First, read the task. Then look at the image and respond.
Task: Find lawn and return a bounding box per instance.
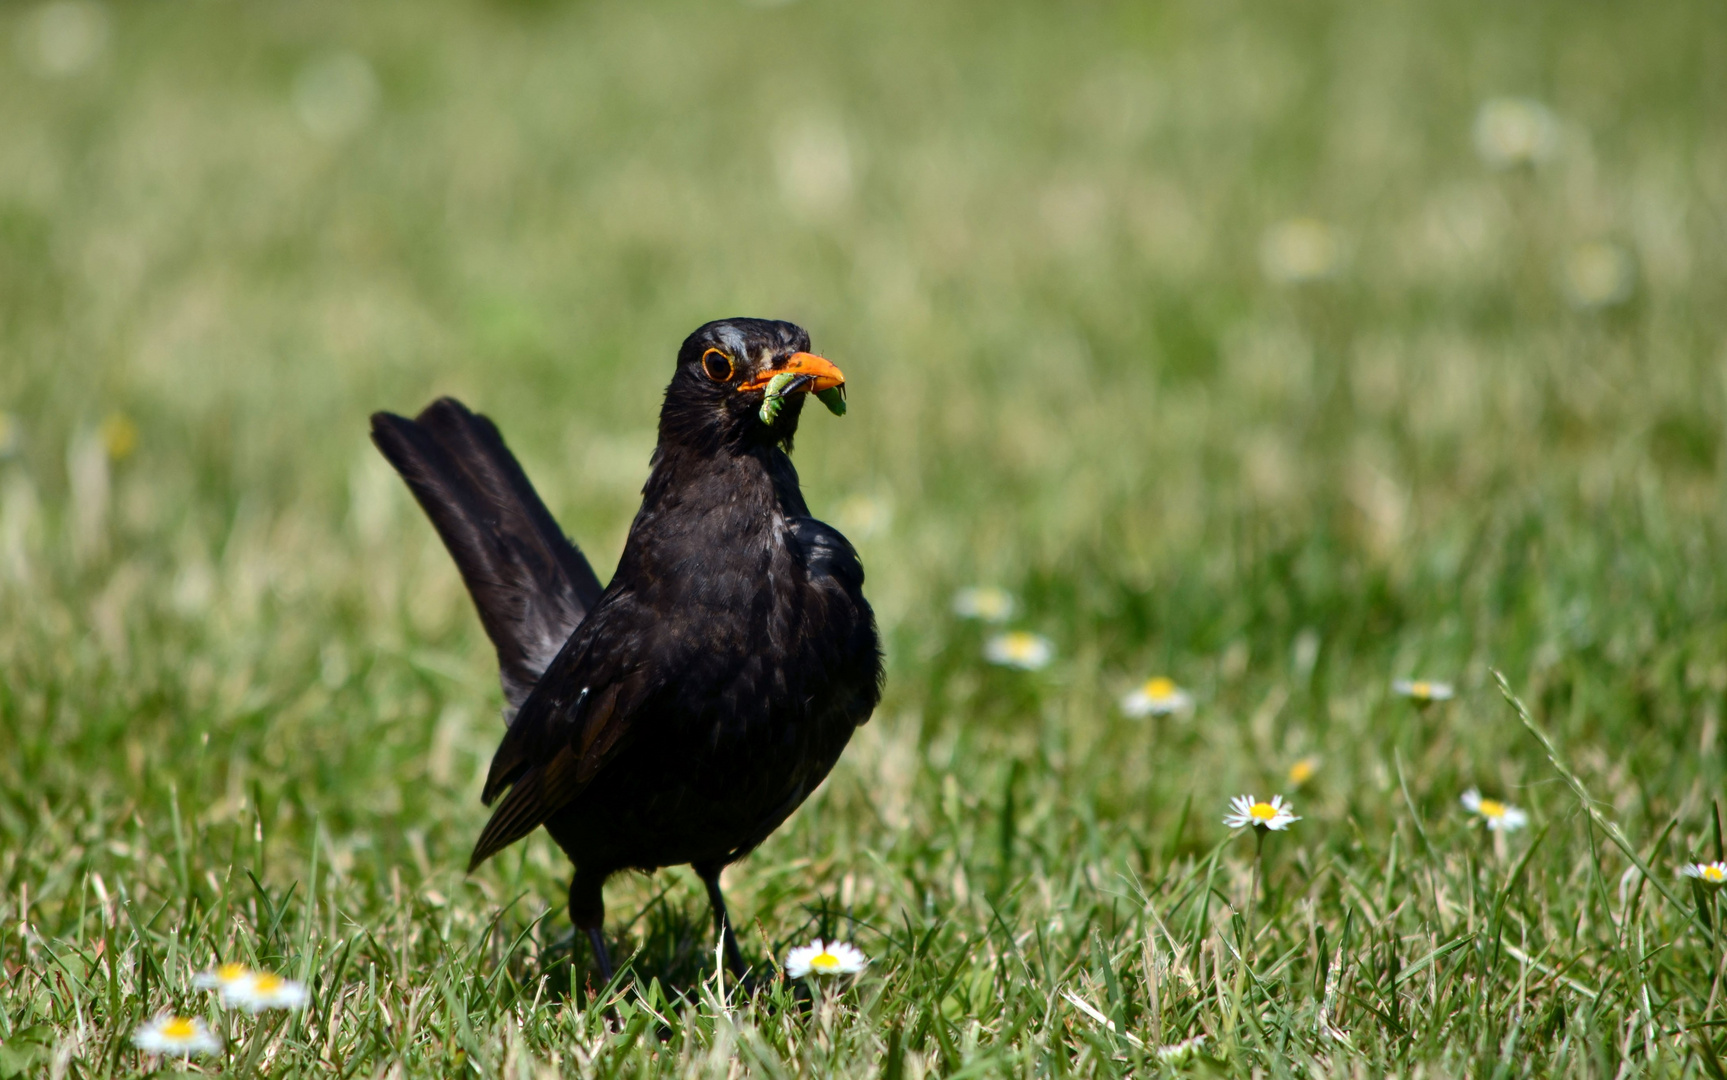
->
[3,0,1727,1075]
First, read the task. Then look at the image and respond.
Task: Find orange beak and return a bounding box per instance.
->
[738,352,846,394]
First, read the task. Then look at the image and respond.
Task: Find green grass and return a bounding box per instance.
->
[3,0,1727,1074]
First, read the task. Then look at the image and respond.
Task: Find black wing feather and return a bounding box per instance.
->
[370,397,604,714]
[468,626,660,869]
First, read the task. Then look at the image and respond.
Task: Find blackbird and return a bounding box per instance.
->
[369,318,883,979]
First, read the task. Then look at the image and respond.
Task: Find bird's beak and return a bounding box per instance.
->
[739,352,846,394]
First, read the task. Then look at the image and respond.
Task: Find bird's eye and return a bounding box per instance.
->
[701,348,735,382]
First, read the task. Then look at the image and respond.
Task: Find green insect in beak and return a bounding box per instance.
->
[759,375,847,425]
[815,387,846,416]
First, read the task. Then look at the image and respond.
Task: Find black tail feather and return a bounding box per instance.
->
[370,398,603,714]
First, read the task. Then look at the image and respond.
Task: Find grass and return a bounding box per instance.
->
[3,0,1727,1074]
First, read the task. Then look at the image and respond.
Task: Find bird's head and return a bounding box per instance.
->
[661,318,846,452]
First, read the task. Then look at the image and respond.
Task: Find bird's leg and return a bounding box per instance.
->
[569,869,614,984]
[694,862,749,978]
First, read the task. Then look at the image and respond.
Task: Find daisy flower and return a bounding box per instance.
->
[1473,98,1559,169]
[1393,678,1454,703]
[1286,756,1320,787]
[984,631,1053,670]
[835,493,892,539]
[222,970,310,1012]
[22,1,110,78]
[1680,862,1727,886]
[1260,217,1343,284]
[953,586,1016,623]
[784,939,868,978]
[1461,789,1528,832]
[1120,676,1192,718]
[192,962,253,993]
[133,1014,221,1057]
[1561,241,1635,310]
[1223,794,1299,832]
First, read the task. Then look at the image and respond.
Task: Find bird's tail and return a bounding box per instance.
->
[369,398,604,713]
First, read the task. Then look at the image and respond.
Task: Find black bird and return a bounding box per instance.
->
[369,318,883,979]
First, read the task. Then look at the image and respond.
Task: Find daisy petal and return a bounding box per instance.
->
[785,939,868,978]
[133,1015,222,1057]
[984,632,1053,670]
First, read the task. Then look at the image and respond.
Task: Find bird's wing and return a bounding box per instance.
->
[370,398,605,715]
[466,595,664,869]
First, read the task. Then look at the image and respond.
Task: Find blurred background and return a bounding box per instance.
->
[3,0,1726,993]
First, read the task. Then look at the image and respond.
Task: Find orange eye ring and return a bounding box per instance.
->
[701,348,735,382]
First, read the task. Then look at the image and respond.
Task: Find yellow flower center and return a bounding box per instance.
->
[253,974,283,993]
[1409,681,1431,699]
[1477,799,1506,819]
[809,951,841,972]
[1143,676,1176,698]
[1288,758,1317,785]
[162,1018,195,1040]
[1004,633,1038,656]
[1249,802,1278,821]
[1705,865,1725,883]
[218,963,249,983]
[974,589,1009,618]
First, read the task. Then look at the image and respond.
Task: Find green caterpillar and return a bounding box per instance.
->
[759,376,847,425]
[815,387,847,416]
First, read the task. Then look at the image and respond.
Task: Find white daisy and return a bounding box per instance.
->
[192,962,252,992]
[1561,241,1635,310]
[1680,862,1727,886]
[1223,794,1299,832]
[1392,678,1454,703]
[1473,98,1559,169]
[784,939,868,978]
[953,586,1016,623]
[221,971,310,1012]
[1120,676,1193,718]
[1461,789,1529,832]
[1260,217,1343,284]
[22,0,111,79]
[984,631,1053,671]
[133,1014,221,1057]
[835,493,892,539]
